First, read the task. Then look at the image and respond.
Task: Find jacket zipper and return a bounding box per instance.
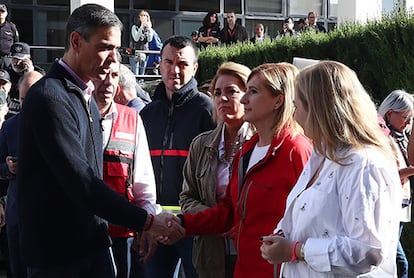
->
[159,102,174,197]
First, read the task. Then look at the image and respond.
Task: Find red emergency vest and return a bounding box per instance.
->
[103,104,137,238]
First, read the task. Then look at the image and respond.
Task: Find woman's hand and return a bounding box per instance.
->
[260,235,294,264]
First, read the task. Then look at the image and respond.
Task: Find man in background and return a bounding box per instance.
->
[0,70,43,278]
[140,35,215,278]
[93,59,158,278]
[4,42,45,118]
[220,12,248,45]
[115,64,151,112]
[0,4,19,68]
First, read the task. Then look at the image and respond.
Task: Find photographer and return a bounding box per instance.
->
[129,10,154,76]
[0,69,11,126]
[4,42,44,119]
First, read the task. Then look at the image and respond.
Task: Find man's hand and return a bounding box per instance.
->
[0,203,5,228]
[145,213,185,245]
[135,231,157,262]
[6,156,17,174]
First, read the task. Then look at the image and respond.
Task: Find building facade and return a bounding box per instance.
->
[1,0,399,65]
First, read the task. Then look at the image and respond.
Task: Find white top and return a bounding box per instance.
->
[101,103,160,215]
[275,147,402,278]
[247,143,270,171]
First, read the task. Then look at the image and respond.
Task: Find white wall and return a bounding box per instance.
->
[337,0,382,25]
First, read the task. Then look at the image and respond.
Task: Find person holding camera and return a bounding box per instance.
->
[0,4,19,69]
[129,10,154,76]
[4,42,44,119]
[0,70,11,127]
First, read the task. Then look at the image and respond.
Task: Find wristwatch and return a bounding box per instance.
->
[300,243,305,260]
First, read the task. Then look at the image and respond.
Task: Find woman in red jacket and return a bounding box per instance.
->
[170,63,313,277]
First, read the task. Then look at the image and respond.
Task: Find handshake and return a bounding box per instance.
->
[144,212,185,245]
[135,212,185,261]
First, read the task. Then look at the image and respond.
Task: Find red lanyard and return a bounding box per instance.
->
[227,27,236,37]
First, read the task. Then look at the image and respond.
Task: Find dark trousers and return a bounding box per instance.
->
[111,237,144,278]
[27,247,116,278]
[144,237,198,278]
[0,225,11,278]
[7,224,26,278]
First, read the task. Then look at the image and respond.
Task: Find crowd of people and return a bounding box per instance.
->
[0,3,412,278]
[192,10,327,48]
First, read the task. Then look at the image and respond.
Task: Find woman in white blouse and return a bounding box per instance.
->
[260,61,402,277]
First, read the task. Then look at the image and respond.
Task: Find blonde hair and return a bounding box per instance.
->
[296,60,394,163]
[248,62,302,136]
[209,62,251,122]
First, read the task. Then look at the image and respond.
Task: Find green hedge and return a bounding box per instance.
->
[197,11,414,105]
[197,11,414,276]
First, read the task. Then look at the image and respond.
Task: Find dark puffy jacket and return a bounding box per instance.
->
[140,77,215,206]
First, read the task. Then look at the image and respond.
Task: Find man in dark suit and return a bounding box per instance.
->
[17,4,183,277]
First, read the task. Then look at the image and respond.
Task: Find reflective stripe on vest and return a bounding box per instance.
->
[103,104,138,238]
[161,205,182,215]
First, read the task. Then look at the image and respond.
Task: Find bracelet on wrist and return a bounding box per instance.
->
[300,243,305,260]
[177,214,185,227]
[290,241,300,262]
[144,214,154,231]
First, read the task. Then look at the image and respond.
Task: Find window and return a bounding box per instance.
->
[37,0,68,6]
[225,0,241,13]
[290,0,322,17]
[115,0,129,10]
[9,0,32,4]
[180,0,219,12]
[328,0,337,18]
[32,9,67,64]
[181,19,203,38]
[246,0,282,14]
[134,1,176,11]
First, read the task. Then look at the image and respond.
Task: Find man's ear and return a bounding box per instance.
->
[193,62,199,75]
[71,31,82,52]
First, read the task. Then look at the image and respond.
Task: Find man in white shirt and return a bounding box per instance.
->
[92,59,159,278]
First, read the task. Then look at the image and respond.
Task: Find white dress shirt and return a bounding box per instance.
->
[101,103,160,215]
[275,147,401,277]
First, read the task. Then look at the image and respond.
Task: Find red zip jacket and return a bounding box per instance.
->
[183,126,312,278]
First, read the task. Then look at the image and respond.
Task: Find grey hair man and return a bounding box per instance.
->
[115,64,151,112]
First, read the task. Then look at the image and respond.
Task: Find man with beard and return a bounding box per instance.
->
[4,42,44,119]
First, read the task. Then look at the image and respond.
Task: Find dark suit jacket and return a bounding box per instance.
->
[0,114,19,226]
[18,62,148,267]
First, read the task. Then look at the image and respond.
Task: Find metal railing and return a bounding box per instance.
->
[30,45,161,81]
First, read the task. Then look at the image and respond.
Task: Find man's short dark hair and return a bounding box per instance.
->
[64,4,123,51]
[161,35,199,63]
